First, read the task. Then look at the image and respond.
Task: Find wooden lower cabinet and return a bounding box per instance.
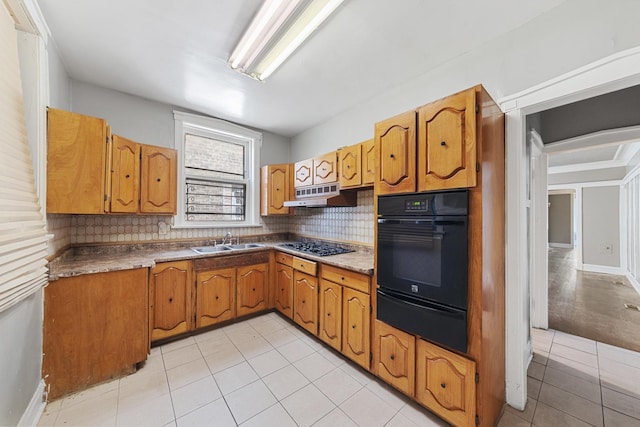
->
[416,339,476,427]
[275,262,294,318]
[293,270,318,334]
[373,320,415,396]
[236,263,269,316]
[342,287,370,369]
[149,260,193,341]
[43,269,148,399]
[196,267,236,328]
[318,279,342,351]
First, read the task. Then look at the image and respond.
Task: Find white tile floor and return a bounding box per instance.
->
[37,312,448,427]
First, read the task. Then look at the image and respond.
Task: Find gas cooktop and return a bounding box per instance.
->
[278,242,354,257]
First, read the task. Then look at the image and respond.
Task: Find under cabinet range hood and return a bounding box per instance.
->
[284,182,357,207]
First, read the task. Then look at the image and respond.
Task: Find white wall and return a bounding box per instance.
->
[47,41,70,110]
[70,81,291,166]
[290,0,640,160]
[548,193,573,245]
[582,186,620,267]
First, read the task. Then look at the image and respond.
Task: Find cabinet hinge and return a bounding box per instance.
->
[475,415,479,425]
[475,373,479,383]
[369,305,372,314]
[104,194,108,201]
[370,352,373,363]
[475,103,479,114]
[476,163,480,172]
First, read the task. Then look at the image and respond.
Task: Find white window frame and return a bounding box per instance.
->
[173,111,261,228]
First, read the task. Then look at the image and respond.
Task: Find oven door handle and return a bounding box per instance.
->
[377,218,461,226]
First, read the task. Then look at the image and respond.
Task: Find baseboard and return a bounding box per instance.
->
[626,272,640,296]
[581,263,624,275]
[549,243,573,249]
[17,380,46,426]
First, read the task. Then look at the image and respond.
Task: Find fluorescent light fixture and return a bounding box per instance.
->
[229,0,344,81]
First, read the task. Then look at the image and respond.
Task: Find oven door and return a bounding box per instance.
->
[377,215,468,310]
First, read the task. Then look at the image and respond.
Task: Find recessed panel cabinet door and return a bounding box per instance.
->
[110,135,140,213]
[319,280,342,351]
[149,261,193,341]
[294,159,313,188]
[342,287,370,369]
[418,87,477,191]
[313,151,338,185]
[375,110,416,195]
[196,268,236,328]
[236,263,268,317]
[415,338,476,427]
[275,263,294,318]
[338,145,361,188]
[261,164,291,215]
[373,320,415,396]
[293,271,318,335]
[140,145,177,214]
[361,139,376,186]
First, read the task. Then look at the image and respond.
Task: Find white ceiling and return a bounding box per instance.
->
[548,141,640,173]
[37,0,566,137]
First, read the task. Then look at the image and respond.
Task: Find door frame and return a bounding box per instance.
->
[499,46,640,409]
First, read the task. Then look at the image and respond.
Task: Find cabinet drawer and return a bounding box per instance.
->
[293,256,317,276]
[275,251,293,267]
[321,264,370,294]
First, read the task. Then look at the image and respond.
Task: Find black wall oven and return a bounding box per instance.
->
[376,190,469,352]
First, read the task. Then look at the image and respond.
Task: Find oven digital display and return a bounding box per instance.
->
[405,199,429,211]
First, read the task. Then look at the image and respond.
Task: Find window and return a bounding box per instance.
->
[174,111,261,227]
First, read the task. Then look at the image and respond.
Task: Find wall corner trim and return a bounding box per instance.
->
[581,263,624,275]
[17,379,46,426]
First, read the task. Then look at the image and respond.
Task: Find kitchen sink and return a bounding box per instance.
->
[191,243,264,254]
[224,243,264,250]
[191,245,233,254]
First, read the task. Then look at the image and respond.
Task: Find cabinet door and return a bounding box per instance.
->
[140,145,177,214]
[338,145,361,188]
[196,268,236,328]
[110,135,140,213]
[313,152,338,185]
[342,287,370,369]
[361,139,376,186]
[375,110,416,195]
[416,339,476,427]
[261,164,291,215]
[373,320,415,396]
[275,263,294,318]
[46,108,108,214]
[293,271,318,335]
[294,159,313,188]
[319,280,342,351]
[417,87,477,191]
[236,263,269,317]
[149,261,193,341]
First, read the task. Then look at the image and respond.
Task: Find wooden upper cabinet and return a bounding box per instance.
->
[319,279,342,351]
[196,268,236,328]
[375,110,417,195]
[416,338,476,427]
[261,164,292,216]
[338,144,362,189]
[140,145,177,214]
[313,151,338,185]
[362,139,376,186]
[373,320,415,396]
[47,108,109,214]
[236,263,268,317]
[417,87,477,191]
[342,287,370,369]
[149,261,193,341]
[294,159,313,188]
[110,135,140,213]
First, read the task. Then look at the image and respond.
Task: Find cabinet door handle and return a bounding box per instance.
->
[440,141,447,146]
[390,354,395,361]
[327,312,331,317]
[389,153,395,159]
[169,297,173,303]
[352,324,356,329]
[252,288,256,292]
[441,383,446,389]
[157,178,161,182]
[125,174,130,178]
[215,296,219,300]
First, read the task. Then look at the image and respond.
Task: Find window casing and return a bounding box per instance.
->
[173,111,261,228]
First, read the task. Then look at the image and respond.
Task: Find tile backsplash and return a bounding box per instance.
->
[46,189,375,253]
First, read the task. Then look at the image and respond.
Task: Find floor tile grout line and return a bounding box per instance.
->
[596,350,605,427]
[159,345,178,426]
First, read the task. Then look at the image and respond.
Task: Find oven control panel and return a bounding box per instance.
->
[404,199,429,212]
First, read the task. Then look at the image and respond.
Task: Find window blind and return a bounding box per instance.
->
[0,4,48,312]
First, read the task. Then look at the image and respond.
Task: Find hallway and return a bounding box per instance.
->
[548,248,640,352]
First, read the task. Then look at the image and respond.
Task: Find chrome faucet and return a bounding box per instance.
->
[222,232,233,245]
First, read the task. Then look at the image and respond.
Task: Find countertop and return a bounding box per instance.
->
[48,240,374,281]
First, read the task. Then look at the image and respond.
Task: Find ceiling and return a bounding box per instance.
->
[548,141,640,173]
[37,0,566,137]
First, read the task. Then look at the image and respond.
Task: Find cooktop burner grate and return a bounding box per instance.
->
[278,242,354,257]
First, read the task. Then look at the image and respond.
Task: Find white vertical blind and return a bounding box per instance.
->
[0,3,48,312]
